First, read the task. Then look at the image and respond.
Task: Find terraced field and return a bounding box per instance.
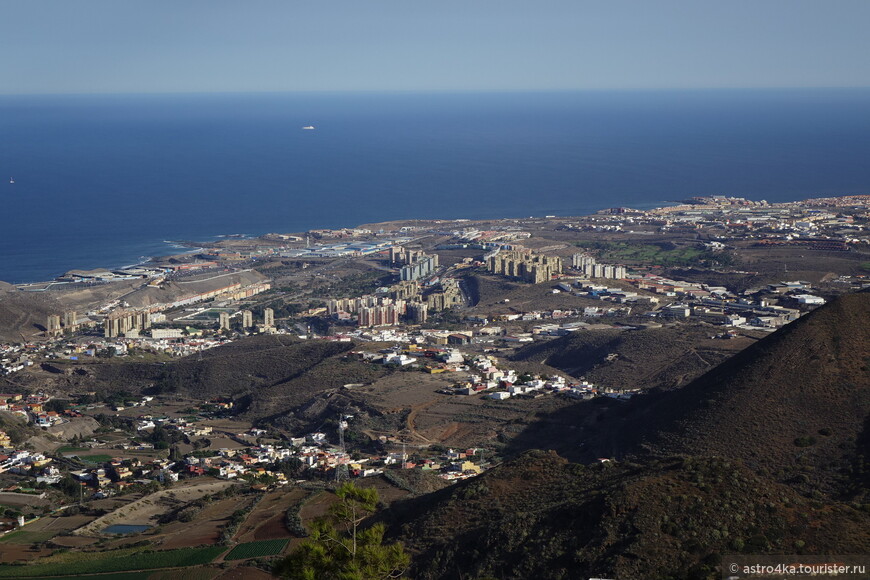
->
[0,546,226,578]
[224,539,289,560]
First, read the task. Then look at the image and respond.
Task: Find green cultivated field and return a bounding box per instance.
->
[0,546,226,578]
[574,241,729,267]
[144,569,218,580]
[25,573,152,580]
[224,538,289,560]
[55,447,88,455]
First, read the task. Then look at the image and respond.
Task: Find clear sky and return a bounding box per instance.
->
[3,0,869,94]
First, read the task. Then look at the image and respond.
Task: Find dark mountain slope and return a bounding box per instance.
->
[154,336,363,399]
[381,292,870,579]
[385,450,869,580]
[78,335,363,400]
[510,324,747,391]
[506,292,870,495]
[17,335,385,410]
[580,291,870,494]
[239,350,391,424]
[16,334,394,440]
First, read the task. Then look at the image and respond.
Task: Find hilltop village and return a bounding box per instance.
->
[0,194,868,574]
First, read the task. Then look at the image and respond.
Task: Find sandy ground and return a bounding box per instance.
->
[47,417,100,442]
[47,535,98,548]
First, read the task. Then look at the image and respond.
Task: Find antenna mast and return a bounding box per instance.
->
[335,415,349,482]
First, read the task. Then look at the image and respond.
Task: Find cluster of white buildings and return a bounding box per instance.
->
[0,448,53,477]
[629,274,728,299]
[641,278,826,330]
[416,349,640,403]
[279,235,410,259]
[571,253,628,279]
[482,374,569,400]
[354,346,467,372]
[0,344,34,376]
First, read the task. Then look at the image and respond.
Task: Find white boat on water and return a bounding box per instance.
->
[8,177,14,184]
[302,125,315,130]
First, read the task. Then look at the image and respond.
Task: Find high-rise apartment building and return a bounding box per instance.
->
[104,310,151,338]
[570,253,627,279]
[487,250,562,284]
[46,315,62,337]
[63,311,77,331]
[408,302,428,324]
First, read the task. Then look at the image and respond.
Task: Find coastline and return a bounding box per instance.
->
[0,194,831,287]
[3,199,687,287]
[5,88,870,286]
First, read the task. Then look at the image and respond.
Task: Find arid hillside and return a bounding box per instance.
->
[0,283,65,342]
[385,450,869,580]
[382,291,870,580]
[510,324,754,391]
[580,290,870,495]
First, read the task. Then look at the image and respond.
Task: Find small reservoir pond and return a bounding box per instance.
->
[103,524,151,534]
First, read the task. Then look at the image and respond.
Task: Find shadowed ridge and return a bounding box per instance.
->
[377,292,870,579]
[383,450,870,580]
[505,291,870,495]
[586,291,870,494]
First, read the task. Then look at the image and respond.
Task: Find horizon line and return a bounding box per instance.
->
[3,85,870,98]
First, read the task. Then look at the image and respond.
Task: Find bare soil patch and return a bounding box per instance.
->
[0,542,53,563]
[297,490,336,525]
[353,367,578,449]
[25,514,94,536]
[234,487,307,543]
[356,476,414,506]
[47,535,97,548]
[0,493,49,510]
[200,436,248,450]
[160,495,247,549]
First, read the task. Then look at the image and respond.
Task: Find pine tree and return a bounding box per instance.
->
[274,482,409,580]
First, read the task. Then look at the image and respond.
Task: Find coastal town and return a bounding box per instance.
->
[0,194,869,572]
[5,194,868,375]
[6,2,870,575]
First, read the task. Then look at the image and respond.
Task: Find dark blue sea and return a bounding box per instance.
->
[2,88,870,283]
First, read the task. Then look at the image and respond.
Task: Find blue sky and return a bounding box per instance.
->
[3,0,869,94]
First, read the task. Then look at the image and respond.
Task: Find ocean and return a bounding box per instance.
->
[2,88,870,284]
